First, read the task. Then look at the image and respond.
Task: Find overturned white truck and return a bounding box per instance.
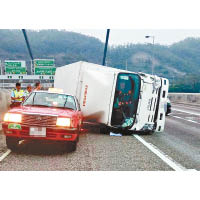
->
[54,61,169,133]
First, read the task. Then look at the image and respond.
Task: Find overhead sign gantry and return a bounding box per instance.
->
[4,60,27,74]
[33,59,56,75]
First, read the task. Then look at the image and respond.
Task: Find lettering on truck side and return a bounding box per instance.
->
[83,85,88,106]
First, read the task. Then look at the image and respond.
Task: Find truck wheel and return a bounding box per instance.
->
[65,141,77,152]
[6,137,19,151]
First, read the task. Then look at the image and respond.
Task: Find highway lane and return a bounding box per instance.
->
[0,132,172,171]
[172,102,200,114]
[141,102,200,170]
[171,102,200,124]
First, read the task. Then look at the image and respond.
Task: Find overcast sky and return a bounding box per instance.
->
[70,29,200,46]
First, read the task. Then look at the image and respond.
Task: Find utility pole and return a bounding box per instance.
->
[22,29,34,75]
[145,35,155,75]
[102,29,110,66]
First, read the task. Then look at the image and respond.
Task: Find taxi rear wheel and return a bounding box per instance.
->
[6,137,20,151]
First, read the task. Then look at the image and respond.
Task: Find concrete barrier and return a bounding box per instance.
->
[168,93,200,105]
[0,89,11,131]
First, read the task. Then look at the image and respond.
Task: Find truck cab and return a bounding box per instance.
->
[110,72,168,132]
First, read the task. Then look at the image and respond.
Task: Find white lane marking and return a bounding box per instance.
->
[172,108,200,116]
[170,115,200,125]
[0,149,11,162]
[0,140,25,163]
[133,134,188,171]
[187,169,198,171]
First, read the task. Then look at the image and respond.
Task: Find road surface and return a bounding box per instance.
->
[142,102,200,170]
[0,102,199,171]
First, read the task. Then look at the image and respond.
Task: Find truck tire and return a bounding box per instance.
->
[6,137,19,151]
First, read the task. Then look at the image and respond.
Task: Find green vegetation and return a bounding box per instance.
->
[0,29,200,92]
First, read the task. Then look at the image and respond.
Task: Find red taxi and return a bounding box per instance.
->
[2,88,83,152]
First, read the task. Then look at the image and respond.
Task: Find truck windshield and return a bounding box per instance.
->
[111,73,140,128]
[23,92,77,110]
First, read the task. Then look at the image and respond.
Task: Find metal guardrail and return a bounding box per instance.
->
[0,83,53,88]
[0,75,54,80]
[0,75,54,89]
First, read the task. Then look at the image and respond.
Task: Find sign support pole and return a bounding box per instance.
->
[22,29,34,75]
[102,29,110,66]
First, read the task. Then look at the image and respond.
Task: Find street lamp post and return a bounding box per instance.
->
[145,35,155,75]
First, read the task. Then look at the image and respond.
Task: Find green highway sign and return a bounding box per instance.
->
[34,59,55,67]
[5,67,27,74]
[5,60,26,68]
[34,67,56,75]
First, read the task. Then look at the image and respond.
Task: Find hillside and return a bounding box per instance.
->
[0,29,200,92]
[108,38,200,78]
[0,29,104,67]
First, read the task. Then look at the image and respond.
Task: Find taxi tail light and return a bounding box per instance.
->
[56,117,71,127]
[4,113,22,123]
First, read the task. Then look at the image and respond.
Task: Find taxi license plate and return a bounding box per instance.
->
[29,127,46,137]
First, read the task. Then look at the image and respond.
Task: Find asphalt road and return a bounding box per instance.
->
[142,102,200,170]
[0,102,199,171]
[0,131,172,171]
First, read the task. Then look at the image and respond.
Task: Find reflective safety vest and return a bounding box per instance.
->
[13,89,24,102]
